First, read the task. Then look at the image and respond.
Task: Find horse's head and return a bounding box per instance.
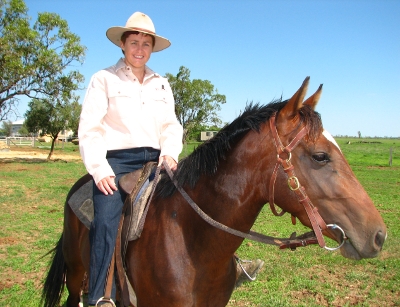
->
[271,77,386,260]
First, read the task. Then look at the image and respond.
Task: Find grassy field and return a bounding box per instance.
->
[0,138,399,306]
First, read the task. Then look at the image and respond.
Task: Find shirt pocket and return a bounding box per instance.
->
[107,85,139,119]
[142,88,170,122]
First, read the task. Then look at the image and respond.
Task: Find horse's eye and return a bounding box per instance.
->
[312,152,330,164]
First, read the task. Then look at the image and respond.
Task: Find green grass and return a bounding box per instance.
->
[0,157,86,307]
[0,138,399,306]
[336,137,399,167]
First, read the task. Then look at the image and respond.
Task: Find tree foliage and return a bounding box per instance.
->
[0,0,86,120]
[24,96,81,159]
[0,120,12,136]
[165,66,226,142]
[17,124,28,136]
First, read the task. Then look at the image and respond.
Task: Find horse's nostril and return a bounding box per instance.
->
[375,230,386,250]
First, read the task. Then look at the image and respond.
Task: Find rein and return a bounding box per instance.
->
[162,114,347,251]
[163,163,319,250]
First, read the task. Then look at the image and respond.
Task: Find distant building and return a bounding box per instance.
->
[200,131,218,141]
[10,120,73,141]
[11,120,24,136]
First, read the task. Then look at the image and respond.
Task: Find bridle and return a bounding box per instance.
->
[268,114,347,250]
[163,114,347,251]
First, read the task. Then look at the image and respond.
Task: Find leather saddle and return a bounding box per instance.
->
[68,161,157,243]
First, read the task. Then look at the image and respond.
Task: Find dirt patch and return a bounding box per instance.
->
[0,237,18,245]
[0,145,81,162]
[0,267,44,291]
[0,142,10,150]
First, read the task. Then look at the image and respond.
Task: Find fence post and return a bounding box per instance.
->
[389,147,393,167]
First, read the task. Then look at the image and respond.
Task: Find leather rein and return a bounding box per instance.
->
[163,114,347,251]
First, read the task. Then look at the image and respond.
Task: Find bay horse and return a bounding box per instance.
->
[42,77,386,307]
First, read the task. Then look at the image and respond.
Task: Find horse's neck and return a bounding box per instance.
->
[188,147,269,254]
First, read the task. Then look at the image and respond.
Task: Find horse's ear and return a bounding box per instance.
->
[280,76,310,119]
[303,84,323,110]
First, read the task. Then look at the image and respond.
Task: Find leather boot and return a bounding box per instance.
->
[235,258,265,288]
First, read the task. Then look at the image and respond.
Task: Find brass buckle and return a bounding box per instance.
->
[288,176,300,191]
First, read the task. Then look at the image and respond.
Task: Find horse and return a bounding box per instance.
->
[42,77,386,307]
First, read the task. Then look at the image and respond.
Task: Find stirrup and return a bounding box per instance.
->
[95,297,116,307]
[235,258,257,281]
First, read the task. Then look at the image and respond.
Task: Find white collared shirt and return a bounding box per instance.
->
[78,58,183,184]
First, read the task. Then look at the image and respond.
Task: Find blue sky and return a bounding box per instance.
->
[16,0,400,137]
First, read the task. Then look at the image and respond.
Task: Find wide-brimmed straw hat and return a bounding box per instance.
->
[106,12,171,52]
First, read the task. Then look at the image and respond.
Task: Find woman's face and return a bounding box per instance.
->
[120,32,153,70]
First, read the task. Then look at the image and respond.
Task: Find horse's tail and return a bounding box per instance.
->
[41,235,66,307]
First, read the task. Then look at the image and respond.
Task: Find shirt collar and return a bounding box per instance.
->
[115,58,126,71]
[115,58,160,79]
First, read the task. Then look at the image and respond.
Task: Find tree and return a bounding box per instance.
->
[68,99,82,137]
[17,125,28,136]
[0,0,86,120]
[0,120,12,136]
[165,66,226,142]
[24,95,81,160]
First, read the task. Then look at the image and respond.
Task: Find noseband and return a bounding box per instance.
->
[269,114,347,250]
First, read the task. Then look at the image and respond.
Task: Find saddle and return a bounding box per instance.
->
[68,161,157,242]
[67,161,158,307]
[119,161,158,257]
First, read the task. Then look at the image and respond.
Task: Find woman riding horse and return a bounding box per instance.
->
[76,11,262,307]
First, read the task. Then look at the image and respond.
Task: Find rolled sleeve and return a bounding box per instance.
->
[78,73,115,184]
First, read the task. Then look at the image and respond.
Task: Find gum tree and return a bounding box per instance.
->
[166,66,226,142]
[0,0,86,120]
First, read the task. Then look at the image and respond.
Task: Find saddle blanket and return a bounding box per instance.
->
[67,177,152,241]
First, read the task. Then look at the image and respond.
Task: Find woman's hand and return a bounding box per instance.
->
[96,176,118,195]
[159,155,178,171]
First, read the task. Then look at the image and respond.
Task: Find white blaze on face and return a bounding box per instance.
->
[323,130,341,152]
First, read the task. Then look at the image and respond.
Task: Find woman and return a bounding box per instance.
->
[78,12,183,306]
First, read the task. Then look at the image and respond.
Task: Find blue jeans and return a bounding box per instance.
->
[88,147,160,305]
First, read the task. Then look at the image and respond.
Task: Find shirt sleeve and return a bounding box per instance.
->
[78,72,115,184]
[158,80,183,162]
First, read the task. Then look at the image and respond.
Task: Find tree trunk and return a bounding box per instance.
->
[47,138,55,160]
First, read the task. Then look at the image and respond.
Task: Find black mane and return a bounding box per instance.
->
[155,99,321,198]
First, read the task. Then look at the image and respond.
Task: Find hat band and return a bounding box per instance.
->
[127,27,156,35]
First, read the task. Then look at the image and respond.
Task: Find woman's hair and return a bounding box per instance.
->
[120,31,155,55]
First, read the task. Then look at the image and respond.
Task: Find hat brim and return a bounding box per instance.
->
[106,27,171,52]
